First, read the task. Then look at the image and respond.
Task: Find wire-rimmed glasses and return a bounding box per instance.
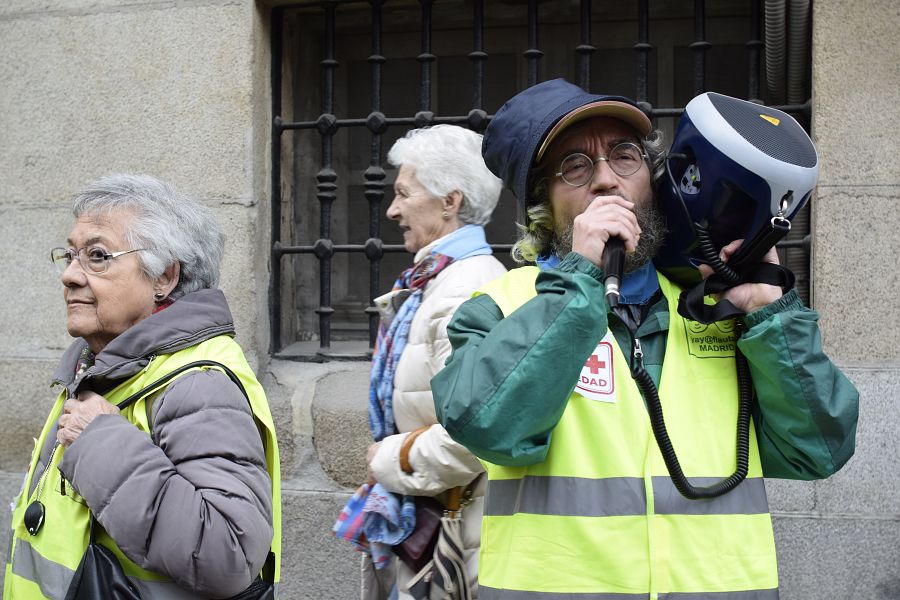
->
[554,141,649,186]
[50,246,144,275]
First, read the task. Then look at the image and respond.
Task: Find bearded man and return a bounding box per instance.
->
[432,79,858,599]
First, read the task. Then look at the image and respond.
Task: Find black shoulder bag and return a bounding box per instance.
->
[64,514,142,600]
[64,360,276,600]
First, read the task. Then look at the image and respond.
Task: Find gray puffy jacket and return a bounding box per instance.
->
[38,289,273,598]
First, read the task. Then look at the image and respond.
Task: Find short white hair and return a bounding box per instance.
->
[387,125,502,226]
[71,174,225,300]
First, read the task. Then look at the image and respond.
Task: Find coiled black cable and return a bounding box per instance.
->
[637,155,755,499]
[695,224,741,285]
[632,328,753,499]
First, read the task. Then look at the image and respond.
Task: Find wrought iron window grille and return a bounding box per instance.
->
[270,0,813,361]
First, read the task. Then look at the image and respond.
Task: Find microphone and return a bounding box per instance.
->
[602,237,625,309]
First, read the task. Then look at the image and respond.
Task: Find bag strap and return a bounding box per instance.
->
[676,215,796,324]
[445,487,463,513]
[400,425,432,474]
[116,360,248,410]
[677,262,795,324]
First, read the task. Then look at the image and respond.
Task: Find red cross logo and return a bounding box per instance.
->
[585,354,606,374]
[575,340,615,401]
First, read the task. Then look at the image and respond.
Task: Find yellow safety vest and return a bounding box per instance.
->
[4,335,281,599]
[476,268,777,600]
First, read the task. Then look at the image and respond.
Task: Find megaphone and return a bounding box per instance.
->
[653,92,818,289]
[640,94,820,501]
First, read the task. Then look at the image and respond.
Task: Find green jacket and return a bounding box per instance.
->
[432,252,858,479]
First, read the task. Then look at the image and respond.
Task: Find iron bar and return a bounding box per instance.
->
[691,0,710,95]
[776,236,810,250]
[269,7,285,353]
[470,0,486,110]
[747,0,763,102]
[280,102,821,129]
[279,115,489,130]
[275,243,514,255]
[418,0,435,113]
[576,0,594,90]
[635,0,651,107]
[316,1,338,348]
[365,0,386,347]
[525,0,543,87]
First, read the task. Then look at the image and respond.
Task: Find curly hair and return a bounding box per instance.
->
[511,128,667,264]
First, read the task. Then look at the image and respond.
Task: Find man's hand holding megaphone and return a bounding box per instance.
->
[697,239,784,314]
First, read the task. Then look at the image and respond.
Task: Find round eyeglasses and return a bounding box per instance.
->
[50,246,144,275]
[554,142,649,186]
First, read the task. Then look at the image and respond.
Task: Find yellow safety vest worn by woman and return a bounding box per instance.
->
[5,289,281,599]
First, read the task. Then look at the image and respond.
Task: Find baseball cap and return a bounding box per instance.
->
[536,99,651,162]
[482,78,652,205]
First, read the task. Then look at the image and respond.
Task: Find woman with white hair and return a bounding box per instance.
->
[358,125,506,599]
[5,174,279,599]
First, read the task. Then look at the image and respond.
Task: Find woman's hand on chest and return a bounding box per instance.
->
[57,391,120,447]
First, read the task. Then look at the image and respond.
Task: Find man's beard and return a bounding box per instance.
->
[551,199,667,273]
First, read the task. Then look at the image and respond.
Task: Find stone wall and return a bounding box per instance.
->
[1,1,898,599]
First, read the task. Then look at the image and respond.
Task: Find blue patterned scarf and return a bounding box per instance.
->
[368,224,492,441]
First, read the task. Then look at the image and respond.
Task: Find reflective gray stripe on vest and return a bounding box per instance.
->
[484,476,768,517]
[660,590,778,599]
[11,537,75,598]
[653,477,768,515]
[11,537,237,599]
[485,476,646,517]
[481,587,778,599]
[5,527,14,566]
[481,587,648,599]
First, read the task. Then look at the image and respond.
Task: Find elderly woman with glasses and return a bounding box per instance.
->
[354,125,506,599]
[5,174,279,599]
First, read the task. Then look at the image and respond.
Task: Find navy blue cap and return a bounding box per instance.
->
[482,78,651,205]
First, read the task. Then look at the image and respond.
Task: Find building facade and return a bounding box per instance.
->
[1,1,897,598]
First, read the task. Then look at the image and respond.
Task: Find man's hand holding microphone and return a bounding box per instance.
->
[571,195,641,308]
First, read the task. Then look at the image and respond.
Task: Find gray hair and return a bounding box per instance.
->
[71,174,225,299]
[387,125,502,226]
[512,128,667,263]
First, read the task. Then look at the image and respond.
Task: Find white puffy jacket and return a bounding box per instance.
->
[369,238,506,599]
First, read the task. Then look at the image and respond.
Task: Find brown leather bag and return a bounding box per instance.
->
[394,496,444,572]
